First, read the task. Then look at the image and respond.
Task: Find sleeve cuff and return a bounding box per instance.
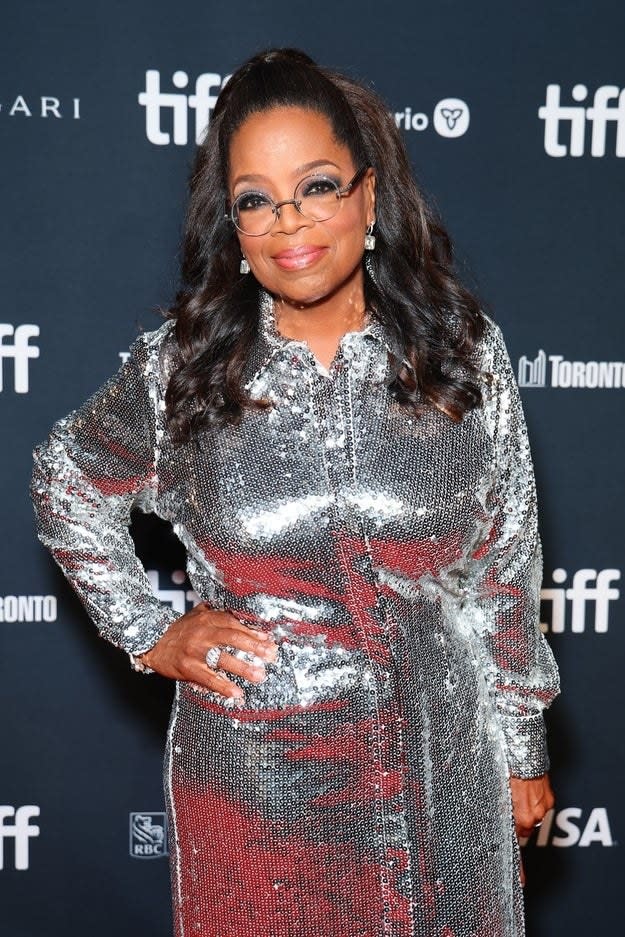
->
[497,711,550,778]
[111,603,180,657]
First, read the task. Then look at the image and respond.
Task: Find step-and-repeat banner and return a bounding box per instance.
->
[1,2,623,934]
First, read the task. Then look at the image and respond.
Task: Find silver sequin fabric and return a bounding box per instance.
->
[31,291,560,937]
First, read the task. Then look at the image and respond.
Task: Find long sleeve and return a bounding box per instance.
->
[30,322,179,656]
[460,317,560,778]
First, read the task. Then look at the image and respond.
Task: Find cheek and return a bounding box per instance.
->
[323,213,366,260]
[239,236,266,268]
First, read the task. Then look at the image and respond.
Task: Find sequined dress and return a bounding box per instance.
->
[31,293,559,937]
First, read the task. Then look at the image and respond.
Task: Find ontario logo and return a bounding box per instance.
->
[129,812,168,859]
[394,98,470,137]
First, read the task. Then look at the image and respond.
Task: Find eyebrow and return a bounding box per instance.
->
[232,159,343,188]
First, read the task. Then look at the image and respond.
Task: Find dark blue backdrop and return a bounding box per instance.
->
[1,1,624,934]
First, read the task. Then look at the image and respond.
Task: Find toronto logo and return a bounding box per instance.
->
[518,350,625,388]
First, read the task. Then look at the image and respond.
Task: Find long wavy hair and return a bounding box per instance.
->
[165,48,486,444]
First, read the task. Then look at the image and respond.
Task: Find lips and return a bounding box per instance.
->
[272,245,328,270]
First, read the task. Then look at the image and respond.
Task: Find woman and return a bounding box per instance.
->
[31,48,559,937]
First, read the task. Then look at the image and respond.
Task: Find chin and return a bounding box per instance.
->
[271,279,334,307]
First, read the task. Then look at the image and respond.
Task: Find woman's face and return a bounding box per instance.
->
[227,106,376,310]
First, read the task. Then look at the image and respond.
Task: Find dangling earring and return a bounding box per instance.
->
[240,257,250,275]
[364,223,376,251]
[365,253,378,285]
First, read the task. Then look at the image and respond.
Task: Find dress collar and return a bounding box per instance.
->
[242,289,413,387]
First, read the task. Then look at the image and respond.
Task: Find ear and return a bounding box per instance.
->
[364,168,376,226]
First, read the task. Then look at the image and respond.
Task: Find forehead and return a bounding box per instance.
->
[228,106,352,177]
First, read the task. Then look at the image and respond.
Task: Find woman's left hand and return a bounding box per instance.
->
[509,773,555,839]
[509,773,555,886]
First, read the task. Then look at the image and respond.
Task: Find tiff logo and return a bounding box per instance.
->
[540,568,620,633]
[0,806,40,870]
[539,84,625,157]
[0,324,39,393]
[138,70,230,145]
[147,569,200,614]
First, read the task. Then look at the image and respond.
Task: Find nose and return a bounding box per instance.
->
[273,199,312,235]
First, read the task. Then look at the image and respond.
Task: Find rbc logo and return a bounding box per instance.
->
[129,812,168,858]
[539,84,625,157]
[0,806,40,870]
[0,324,39,393]
[138,70,230,145]
[541,568,620,633]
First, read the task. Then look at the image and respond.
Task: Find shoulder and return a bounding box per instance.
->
[128,318,180,385]
[129,318,177,359]
[471,313,516,395]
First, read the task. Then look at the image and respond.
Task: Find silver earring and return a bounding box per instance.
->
[240,257,250,275]
[364,223,376,251]
[365,253,378,284]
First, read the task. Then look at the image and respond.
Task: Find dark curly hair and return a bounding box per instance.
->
[165,48,486,443]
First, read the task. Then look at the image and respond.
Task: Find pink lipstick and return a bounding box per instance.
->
[272,246,328,270]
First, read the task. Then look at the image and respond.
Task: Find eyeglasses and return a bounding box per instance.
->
[225,166,368,237]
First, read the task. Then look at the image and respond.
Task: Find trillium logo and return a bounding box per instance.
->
[433,98,470,137]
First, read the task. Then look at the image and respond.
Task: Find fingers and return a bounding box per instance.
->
[216,649,268,684]
[510,774,555,840]
[211,621,278,663]
[185,658,246,701]
[185,647,271,700]
[188,610,279,700]
[141,604,279,701]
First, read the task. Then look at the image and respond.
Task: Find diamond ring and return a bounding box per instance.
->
[205,646,223,670]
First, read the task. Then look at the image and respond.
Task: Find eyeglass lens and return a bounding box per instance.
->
[233,175,343,236]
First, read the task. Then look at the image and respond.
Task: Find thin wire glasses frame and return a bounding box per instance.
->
[225,166,369,236]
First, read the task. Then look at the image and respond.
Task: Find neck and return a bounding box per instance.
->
[273,269,367,343]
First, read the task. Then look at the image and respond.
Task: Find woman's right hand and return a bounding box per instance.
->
[137,602,279,702]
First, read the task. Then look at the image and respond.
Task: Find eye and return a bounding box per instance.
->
[235,192,272,212]
[299,176,339,198]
